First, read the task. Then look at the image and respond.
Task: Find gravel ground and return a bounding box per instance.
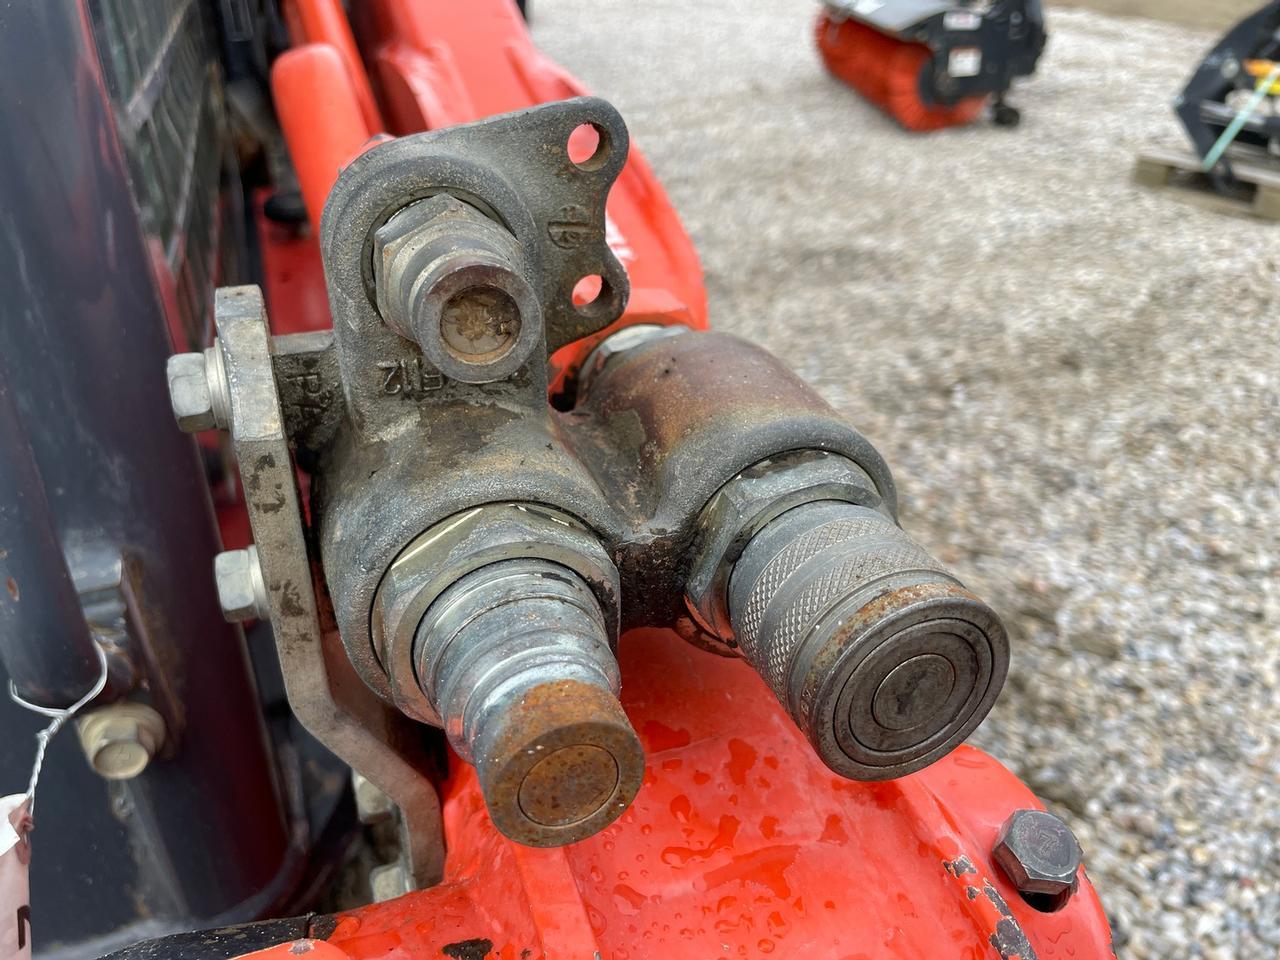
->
[1058,0,1259,31]
[536,5,1280,958]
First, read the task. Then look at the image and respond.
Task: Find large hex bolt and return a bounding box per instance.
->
[688,452,1009,781]
[993,809,1082,912]
[373,195,543,383]
[414,557,644,847]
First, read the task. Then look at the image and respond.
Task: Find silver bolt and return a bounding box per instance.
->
[352,771,395,825]
[76,702,166,780]
[166,344,231,433]
[993,809,1082,908]
[214,546,268,622]
[370,862,410,903]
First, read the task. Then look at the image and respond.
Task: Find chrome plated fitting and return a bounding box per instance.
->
[372,502,642,846]
[373,194,542,383]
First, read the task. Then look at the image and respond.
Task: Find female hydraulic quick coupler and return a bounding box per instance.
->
[688,452,1009,781]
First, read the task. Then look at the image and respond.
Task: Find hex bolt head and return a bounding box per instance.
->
[352,771,395,826]
[214,546,268,623]
[993,809,1082,903]
[369,862,410,903]
[76,702,166,780]
[166,345,231,433]
[167,352,216,432]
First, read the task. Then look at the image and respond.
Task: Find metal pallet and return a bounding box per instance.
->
[1134,143,1280,221]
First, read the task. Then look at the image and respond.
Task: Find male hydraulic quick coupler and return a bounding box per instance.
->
[415,557,643,846]
[373,503,644,847]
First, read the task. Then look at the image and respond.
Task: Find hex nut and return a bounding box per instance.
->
[993,809,1083,901]
[685,449,886,640]
[371,503,621,725]
[369,862,410,903]
[167,352,215,432]
[166,346,230,433]
[372,196,457,337]
[214,546,268,623]
[352,771,395,825]
[76,702,166,780]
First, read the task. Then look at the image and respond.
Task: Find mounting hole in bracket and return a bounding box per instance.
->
[572,274,607,313]
[567,122,610,171]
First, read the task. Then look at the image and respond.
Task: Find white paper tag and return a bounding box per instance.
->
[1,795,32,960]
[948,47,984,78]
[943,11,982,30]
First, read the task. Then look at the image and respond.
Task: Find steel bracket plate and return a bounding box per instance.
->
[214,286,443,888]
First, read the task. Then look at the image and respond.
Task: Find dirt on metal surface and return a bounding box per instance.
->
[536,4,1280,958]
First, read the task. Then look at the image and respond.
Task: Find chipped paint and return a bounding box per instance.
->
[440,938,493,960]
[943,855,978,878]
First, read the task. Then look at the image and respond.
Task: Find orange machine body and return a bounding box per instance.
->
[239,3,1114,957]
[247,631,1115,960]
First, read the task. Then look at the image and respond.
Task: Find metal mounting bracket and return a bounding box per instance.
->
[213,286,444,888]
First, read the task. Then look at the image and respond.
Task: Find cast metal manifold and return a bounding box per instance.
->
[166,97,1008,885]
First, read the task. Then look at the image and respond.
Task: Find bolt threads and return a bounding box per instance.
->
[727,500,1008,780]
[414,558,644,845]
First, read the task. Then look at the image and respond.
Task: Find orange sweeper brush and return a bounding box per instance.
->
[815,2,1047,132]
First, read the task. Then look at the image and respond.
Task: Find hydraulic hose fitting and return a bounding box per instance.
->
[373,194,543,383]
[415,558,643,846]
[688,452,1008,781]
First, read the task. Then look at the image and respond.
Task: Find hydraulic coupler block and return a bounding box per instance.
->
[687,452,1008,781]
[169,98,1012,876]
[305,98,642,851]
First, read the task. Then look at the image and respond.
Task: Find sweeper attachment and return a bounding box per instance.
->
[1174,1,1280,197]
[816,0,1046,131]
